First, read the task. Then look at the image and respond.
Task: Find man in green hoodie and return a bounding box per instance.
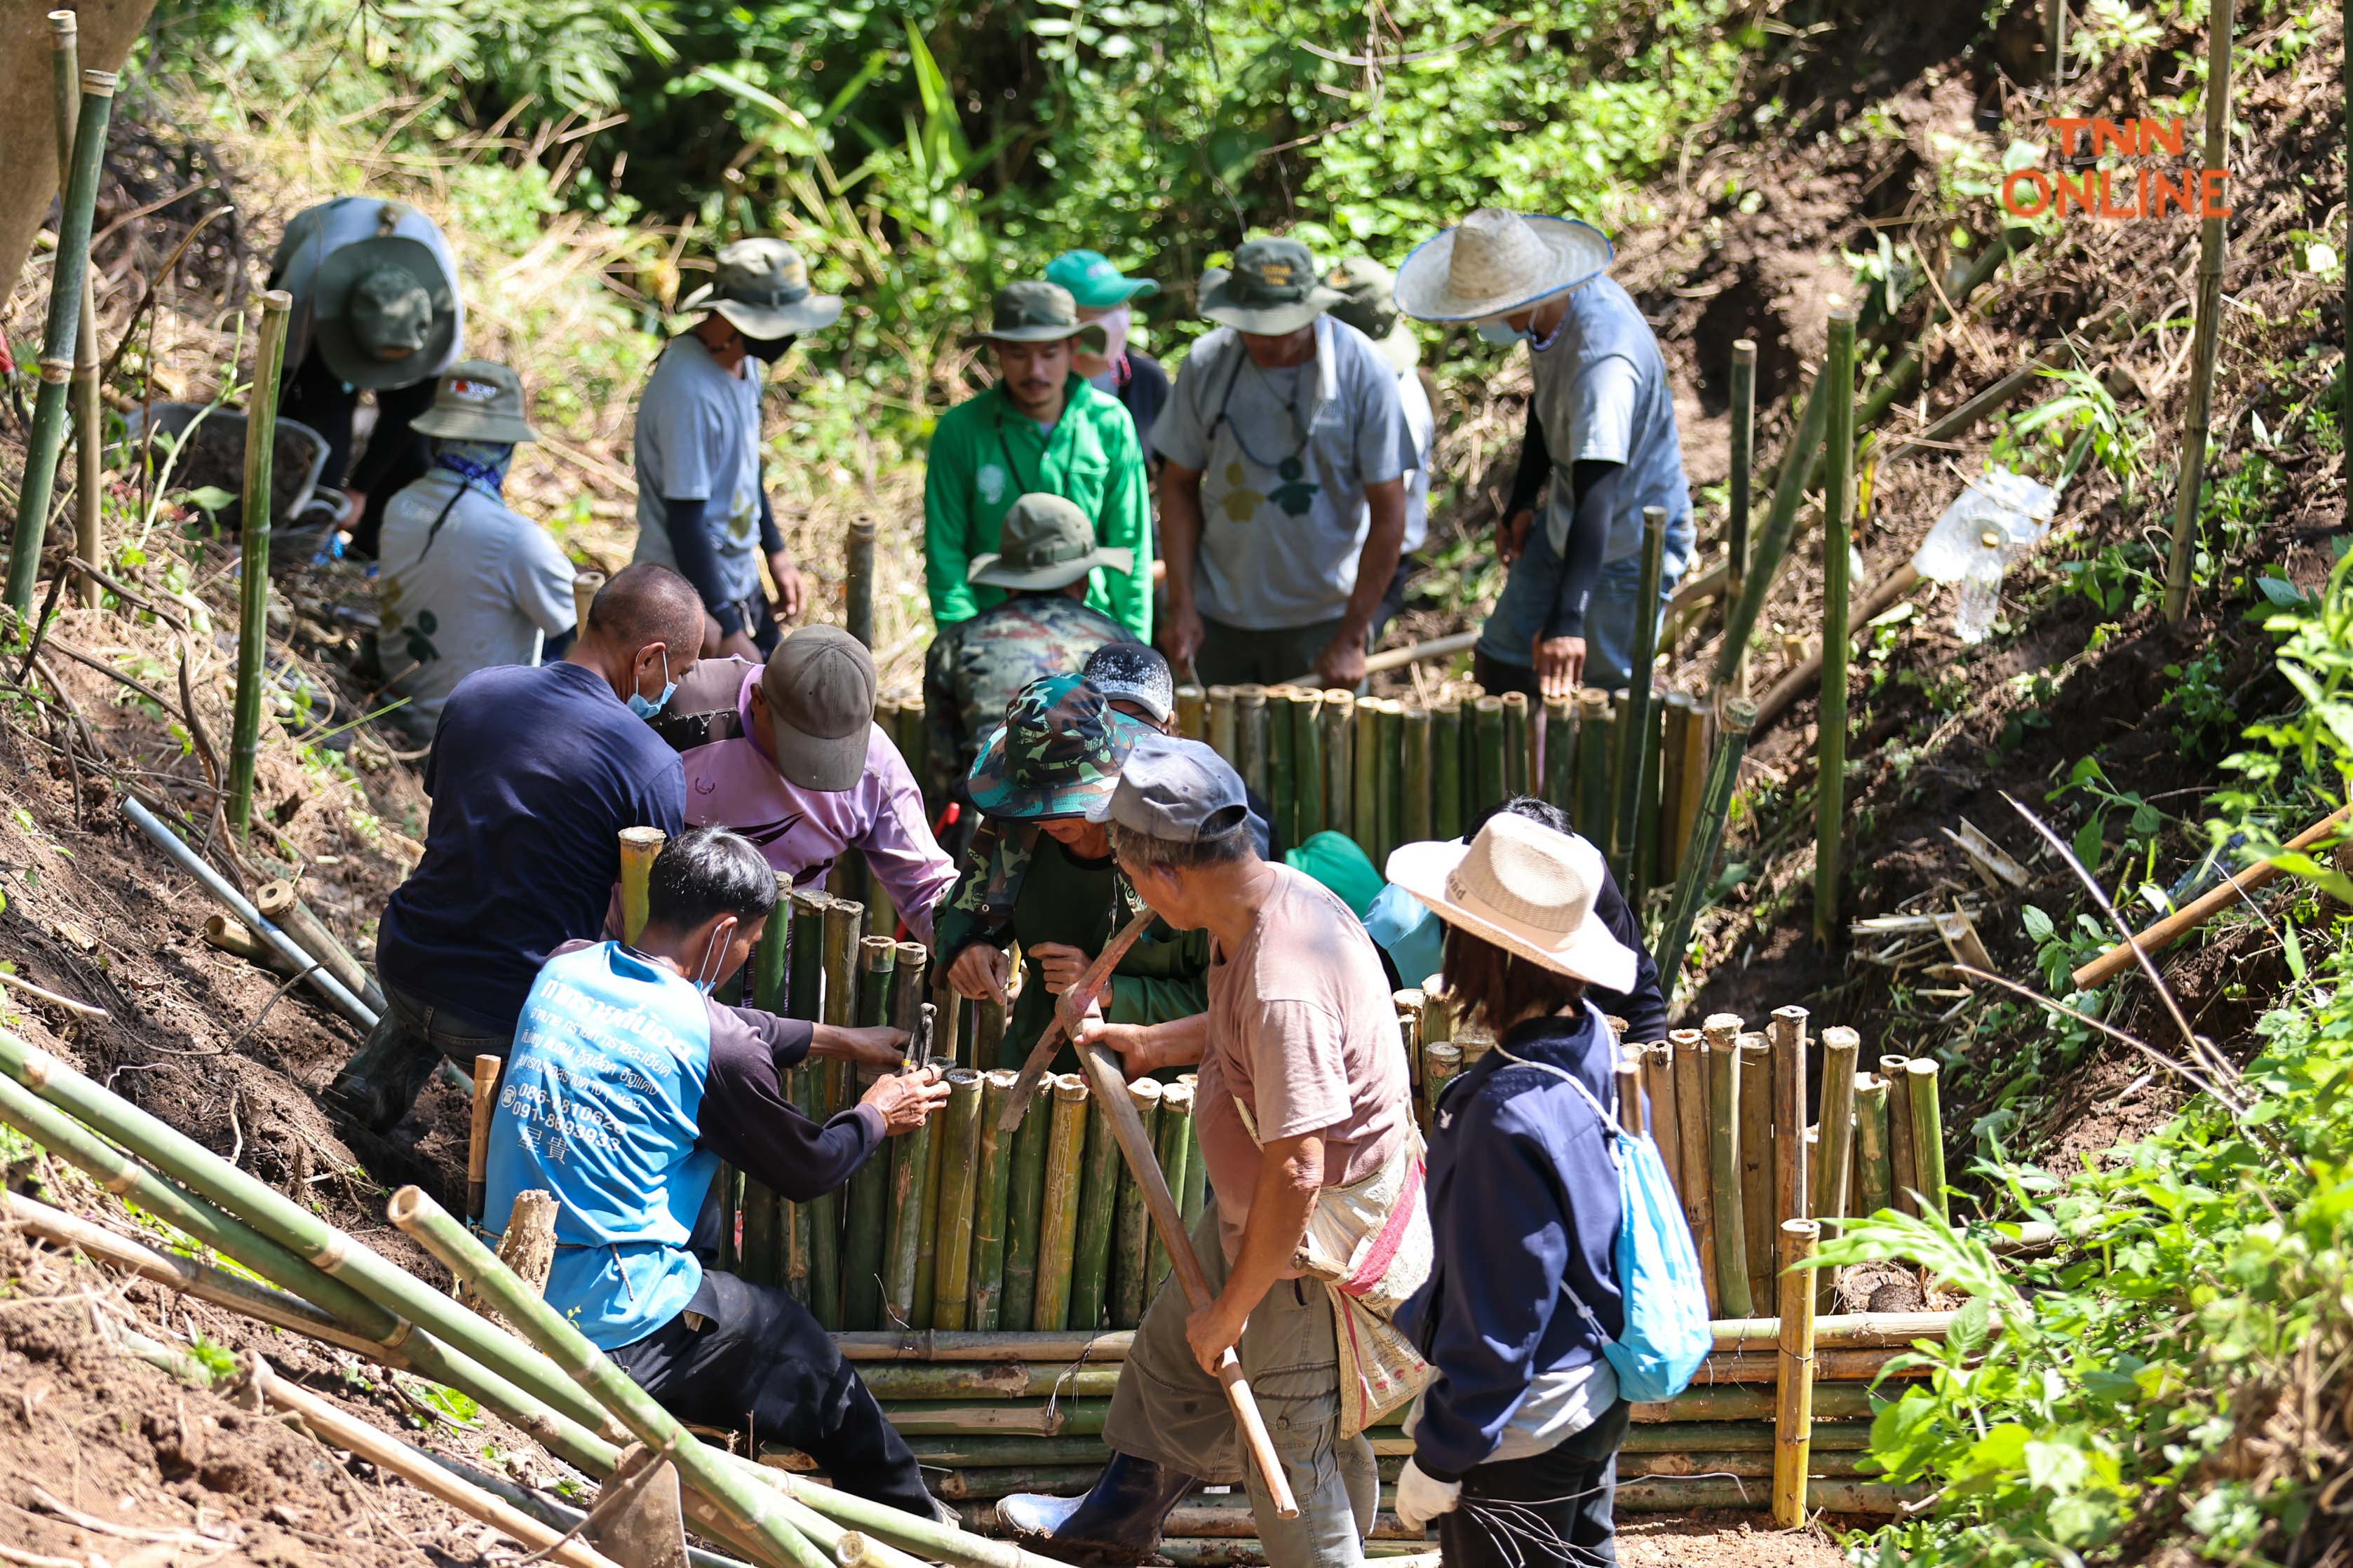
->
[925,283,1154,644]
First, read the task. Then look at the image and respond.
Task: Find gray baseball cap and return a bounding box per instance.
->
[1084,731,1250,840]
[760,626,875,791]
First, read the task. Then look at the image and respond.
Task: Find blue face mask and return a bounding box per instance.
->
[626,649,675,719]
[1478,320,1535,347]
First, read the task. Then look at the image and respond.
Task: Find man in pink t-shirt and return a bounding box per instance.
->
[670,628,957,942]
[999,733,1413,1568]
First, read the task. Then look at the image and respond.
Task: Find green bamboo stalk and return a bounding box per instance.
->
[1652,697,1757,1009]
[845,518,876,649]
[976,997,1010,1071]
[1738,1034,1774,1313]
[898,696,928,791]
[1067,1077,1122,1331]
[999,1069,1055,1330]
[809,898,863,1327]
[1771,1007,1812,1282]
[1352,697,1380,860]
[1265,687,1297,849]
[1606,687,1635,878]
[1293,689,1326,842]
[914,1057,948,1327]
[1107,1078,1162,1330]
[739,871,797,1286]
[0,1034,626,1445]
[1814,1029,1861,1238]
[1177,1074,1207,1233]
[844,937,899,1328]
[1904,1060,1948,1222]
[783,895,828,1302]
[387,1189,835,1568]
[1234,685,1269,798]
[7,67,114,615]
[616,827,665,946]
[1710,358,1831,691]
[1323,691,1356,845]
[2162,0,2237,624]
[1149,1081,1194,1298]
[969,1069,1018,1330]
[1573,689,1612,839]
[1471,696,1506,818]
[933,980,967,1070]
[1030,1075,1090,1331]
[930,1068,986,1331]
[1641,1040,1678,1193]
[1703,1016,1753,1318]
[1500,691,1530,801]
[1421,1042,1462,1127]
[1882,1055,1920,1219]
[1207,685,1237,767]
[1541,696,1575,818]
[46,25,102,612]
[1398,703,1433,849]
[225,288,293,836]
[1377,699,1405,867]
[1669,1028,1716,1311]
[1175,686,1206,742]
[1853,1074,1893,1217]
[1726,339,1756,696]
[1636,685,1667,904]
[1815,305,1859,945]
[884,1100,936,1330]
[1657,693,1695,879]
[1432,698,1465,840]
[789,891,827,1017]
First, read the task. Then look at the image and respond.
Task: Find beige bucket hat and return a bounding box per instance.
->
[680,238,844,338]
[1393,208,1614,324]
[1385,813,1637,992]
[969,492,1133,592]
[409,360,538,445]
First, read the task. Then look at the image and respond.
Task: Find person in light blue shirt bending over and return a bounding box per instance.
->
[1395,209,1693,701]
[485,827,951,1517]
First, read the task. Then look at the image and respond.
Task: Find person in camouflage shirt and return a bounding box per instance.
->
[924,492,1141,805]
[936,675,1213,1072]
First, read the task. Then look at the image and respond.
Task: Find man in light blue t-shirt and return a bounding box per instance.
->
[634,240,840,661]
[1396,209,1692,700]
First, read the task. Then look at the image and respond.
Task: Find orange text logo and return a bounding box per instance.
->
[2000,117,2230,221]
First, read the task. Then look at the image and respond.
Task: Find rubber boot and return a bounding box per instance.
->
[323,1010,443,1133]
[996,1452,1201,1568]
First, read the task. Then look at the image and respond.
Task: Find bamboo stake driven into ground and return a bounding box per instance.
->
[47,16,104,611]
[1772,1219,1821,1529]
[1703,1015,1751,1317]
[1613,508,1668,881]
[2162,0,2237,624]
[1814,303,1859,945]
[1726,340,1757,694]
[227,288,292,838]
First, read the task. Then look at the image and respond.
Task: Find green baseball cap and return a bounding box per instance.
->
[1045,250,1160,311]
[410,360,537,445]
[968,492,1135,592]
[969,282,1109,351]
[1324,257,1420,373]
[1198,237,1346,336]
[968,674,1149,821]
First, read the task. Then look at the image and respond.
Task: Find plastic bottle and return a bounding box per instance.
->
[1952,526,2009,644]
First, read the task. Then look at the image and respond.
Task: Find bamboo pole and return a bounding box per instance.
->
[1815,304,1859,945]
[809,899,863,1327]
[224,288,292,835]
[1377,699,1406,866]
[975,996,1009,1071]
[790,892,828,1017]
[849,938,901,1327]
[897,696,927,788]
[619,827,666,945]
[1727,341,1757,694]
[1737,1034,1774,1311]
[1150,1081,1194,1297]
[1852,1074,1892,1217]
[1573,689,1612,837]
[466,1053,499,1225]
[1068,1077,1123,1331]
[1709,358,1832,691]
[1000,1068,1057,1330]
[1110,1078,1162,1330]
[2162,0,2237,624]
[46,20,102,611]
[1030,1074,1089,1331]
[8,68,114,615]
[1652,698,1757,1007]
[254,879,386,1011]
[1881,1055,1918,1219]
[881,1090,933,1331]
[1614,508,1668,879]
[1265,688,1298,849]
[1636,684,1667,902]
[1772,1219,1821,1528]
[1293,688,1326,843]
[1640,1042,1679,1192]
[1769,1008,1810,1276]
[1234,685,1269,799]
[1539,695,1574,817]
[1322,691,1356,844]
[1500,691,1530,801]
[1178,1074,1208,1231]
[1207,686,1237,766]
[1703,1016,1751,1317]
[1431,698,1465,841]
[846,518,877,648]
[1398,702,1434,848]
[1175,685,1207,742]
[1668,690,1710,879]
[1421,1042,1462,1127]
[1670,1028,1716,1312]
[572,572,607,636]
[914,1059,950,1332]
[1904,1060,1948,1222]
[202,912,299,975]
[931,1067,985,1331]
[1814,1030,1861,1238]
[1353,696,1381,858]
[1466,695,1504,820]
[969,1069,1018,1331]
[1657,694,1690,877]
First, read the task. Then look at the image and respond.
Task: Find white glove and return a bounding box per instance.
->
[1393,1457,1462,1532]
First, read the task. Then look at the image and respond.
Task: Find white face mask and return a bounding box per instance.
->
[1081,305,1131,371]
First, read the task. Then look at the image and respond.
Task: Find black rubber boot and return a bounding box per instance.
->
[996,1453,1201,1568]
[324,1011,443,1133]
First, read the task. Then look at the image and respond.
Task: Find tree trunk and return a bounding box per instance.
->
[0,0,156,313]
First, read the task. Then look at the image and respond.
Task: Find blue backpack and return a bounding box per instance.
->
[1495,1039,1713,1404]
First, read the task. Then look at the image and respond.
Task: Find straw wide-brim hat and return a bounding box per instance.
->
[1385,814,1637,992]
[1393,209,1615,324]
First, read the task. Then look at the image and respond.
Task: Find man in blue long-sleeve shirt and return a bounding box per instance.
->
[633,240,838,658]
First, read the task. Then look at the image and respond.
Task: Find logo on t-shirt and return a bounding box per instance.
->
[977,463,1009,505]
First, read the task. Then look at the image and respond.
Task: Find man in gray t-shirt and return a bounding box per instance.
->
[633,240,840,660]
[1153,238,1414,689]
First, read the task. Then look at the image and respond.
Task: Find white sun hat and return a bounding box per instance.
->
[1392,208,1615,324]
[1384,813,1637,992]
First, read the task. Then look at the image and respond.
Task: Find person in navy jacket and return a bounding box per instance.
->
[1382,810,1639,1566]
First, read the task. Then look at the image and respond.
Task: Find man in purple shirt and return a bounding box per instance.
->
[666,627,957,942]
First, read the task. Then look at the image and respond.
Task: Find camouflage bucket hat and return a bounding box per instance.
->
[968,673,1149,820]
[1198,236,1346,335]
[968,282,1110,352]
[1325,257,1420,373]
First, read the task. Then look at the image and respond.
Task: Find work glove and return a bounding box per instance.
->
[1393,1458,1463,1532]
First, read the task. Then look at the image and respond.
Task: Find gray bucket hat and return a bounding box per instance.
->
[968,492,1134,591]
[311,224,459,391]
[1325,257,1420,372]
[409,360,538,445]
[680,238,844,338]
[969,282,1110,352]
[1199,237,1347,335]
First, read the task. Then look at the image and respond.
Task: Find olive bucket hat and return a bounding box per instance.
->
[1325,256,1420,372]
[968,674,1149,820]
[680,238,844,337]
[409,360,538,445]
[310,202,459,390]
[1198,236,1347,335]
[969,282,1109,352]
[968,492,1135,593]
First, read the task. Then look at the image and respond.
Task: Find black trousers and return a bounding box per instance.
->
[280,347,434,557]
[1434,1400,1630,1568]
[608,1271,937,1520]
[1472,648,1543,702]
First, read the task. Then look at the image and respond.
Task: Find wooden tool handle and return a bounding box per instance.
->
[1074,1039,1299,1518]
[996,908,1159,1131]
[2071,803,2353,989]
[466,1053,500,1226]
